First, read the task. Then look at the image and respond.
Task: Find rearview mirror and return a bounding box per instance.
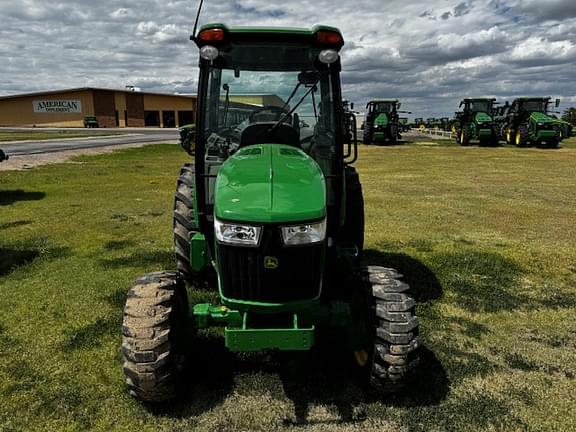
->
[350,102,354,110]
[555,98,561,107]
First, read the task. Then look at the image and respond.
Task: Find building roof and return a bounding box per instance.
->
[0,87,197,101]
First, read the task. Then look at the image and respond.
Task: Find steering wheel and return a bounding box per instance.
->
[248,105,289,123]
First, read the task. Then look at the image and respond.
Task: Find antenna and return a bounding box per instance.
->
[191,0,205,41]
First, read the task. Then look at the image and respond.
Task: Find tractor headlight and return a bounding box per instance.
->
[318,49,339,64]
[200,45,219,61]
[215,218,262,246]
[281,218,326,246]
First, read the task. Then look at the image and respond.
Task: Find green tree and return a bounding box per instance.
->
[561,107,576,125]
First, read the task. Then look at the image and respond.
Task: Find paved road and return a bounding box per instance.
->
[0,128,179,156]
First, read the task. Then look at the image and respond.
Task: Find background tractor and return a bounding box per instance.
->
[498,97,562,148]
[363,99,410,144]
[121,24,420,403]
[452,98,499,146]
[414,117,425,129]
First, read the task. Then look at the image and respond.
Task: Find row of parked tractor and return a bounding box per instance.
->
[357,97,574,148]
[448,97,573,148]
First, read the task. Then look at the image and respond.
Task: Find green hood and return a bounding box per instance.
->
[474,112,492,123]
[530,112,552,123]
[375,113,389,127]
[214,144,326,223]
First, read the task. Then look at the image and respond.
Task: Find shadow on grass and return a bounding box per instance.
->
[278,346,449,425]
[99,250,174,269]
[429,250,525,313]
[145,338,448,424]
[144,334,236,419]
[0,220,32,230]
[61,317,120,352]
[0,248,40,277]
[0,190,46,206]
[102,240,136,251]
[363,249,443,302]
[0,244,69,277]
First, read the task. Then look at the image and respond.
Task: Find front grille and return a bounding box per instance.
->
[217,226,324,303]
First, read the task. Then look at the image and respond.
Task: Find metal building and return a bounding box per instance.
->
[0,87,197,128]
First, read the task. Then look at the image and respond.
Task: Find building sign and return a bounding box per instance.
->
[33,100,82,113]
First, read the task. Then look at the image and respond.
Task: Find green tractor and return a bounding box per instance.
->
[413,117,426,130]
[121,24,421,402]
[363,100,409,145]
[453,98,499,146]
[501,97,562,148]
[178,123,196,155]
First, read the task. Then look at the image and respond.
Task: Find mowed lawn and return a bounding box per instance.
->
[0,139,575,431]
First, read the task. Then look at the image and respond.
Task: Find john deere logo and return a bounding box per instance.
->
[263,256,279,269]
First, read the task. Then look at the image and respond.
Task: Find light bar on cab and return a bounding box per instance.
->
[198,28,225,42]
[316,31,343,46]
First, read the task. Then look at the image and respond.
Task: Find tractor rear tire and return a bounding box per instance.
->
[515,125,529,147]
[340,167,364,263]
[174,163,200,284]
[459,126,471,146]
[122,271,189,402]
[355,266,420,393]
[363,127,372,145]
[389,125,398,145]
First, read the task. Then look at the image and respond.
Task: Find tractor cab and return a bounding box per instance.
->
[366,100,398,114]
[188,24,355,240]
[458,98,496,118]
[511,97,549,115]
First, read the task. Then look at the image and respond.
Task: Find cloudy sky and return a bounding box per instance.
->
[1,0,575,117]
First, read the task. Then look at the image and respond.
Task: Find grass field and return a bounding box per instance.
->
[0,131,118,142]
[1,139,575,431]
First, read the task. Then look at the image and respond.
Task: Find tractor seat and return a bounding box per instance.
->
[239,122,299,148]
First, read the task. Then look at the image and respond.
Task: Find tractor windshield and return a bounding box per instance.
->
[200,43,338,205]
[522,100,547,113]
[468,100,492,113]
[372,102,393,113]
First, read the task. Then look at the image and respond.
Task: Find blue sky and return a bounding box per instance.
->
[1,0,575,117]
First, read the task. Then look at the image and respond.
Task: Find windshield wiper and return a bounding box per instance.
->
[268,80,319,134]
[282,82,302,112]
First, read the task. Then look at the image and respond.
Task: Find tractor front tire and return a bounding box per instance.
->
[174,163,199,284]
[122,271,189,402]
[355,266,420,393]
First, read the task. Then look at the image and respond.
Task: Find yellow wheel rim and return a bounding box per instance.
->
[353,350,369,367]
[506,129,511,143]
[516,130,521,146]
[460,130,465,143]
[451,125,457,134]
